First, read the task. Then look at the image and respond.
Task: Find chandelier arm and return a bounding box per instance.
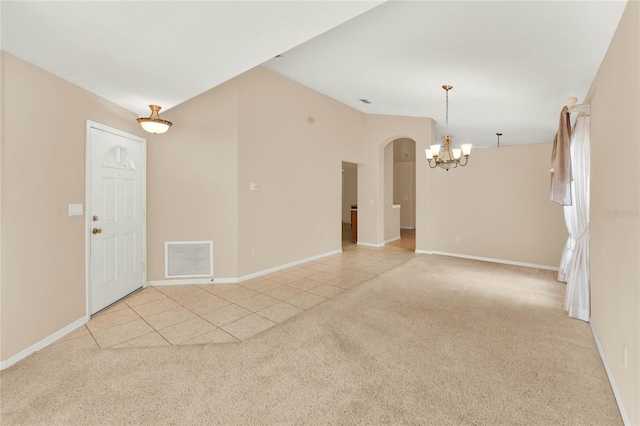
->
[458,156,469,167]
[427,159,437,169]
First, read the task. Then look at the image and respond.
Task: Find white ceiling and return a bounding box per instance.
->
[0,1,383,117]
[263,1,627,147]
[2,1,627,148]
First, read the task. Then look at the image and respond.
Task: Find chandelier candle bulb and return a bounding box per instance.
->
[452,148,462,160]
[430,145,441,157]
[461,144,473,156]
[425,149,434,160]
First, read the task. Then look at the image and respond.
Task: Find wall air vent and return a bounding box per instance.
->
[359,99,372,104]
[165,241,213,278]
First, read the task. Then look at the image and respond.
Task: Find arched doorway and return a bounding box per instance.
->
[383,137,416,250]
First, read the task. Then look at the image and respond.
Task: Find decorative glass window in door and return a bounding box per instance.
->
[103,145,136,170]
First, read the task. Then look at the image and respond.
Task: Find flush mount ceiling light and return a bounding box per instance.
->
[136,105,173,134]
[425,85,472,171]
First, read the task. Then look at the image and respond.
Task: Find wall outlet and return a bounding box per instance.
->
[250,182,260,191]
[252,249,257,257]
[623,344,627,368]
[455,236,461,243]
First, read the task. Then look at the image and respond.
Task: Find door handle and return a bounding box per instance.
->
[92,228,102,234]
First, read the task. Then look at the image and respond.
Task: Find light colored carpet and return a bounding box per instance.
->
[0,255,622,425]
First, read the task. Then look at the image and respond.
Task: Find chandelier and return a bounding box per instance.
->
[137,105,173,134]
[426,85,472,170]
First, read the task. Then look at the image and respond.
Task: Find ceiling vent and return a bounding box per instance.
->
[359,99,371,104]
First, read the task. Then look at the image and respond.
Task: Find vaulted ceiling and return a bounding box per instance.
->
[1,1,382,115]
[2,1,627,147]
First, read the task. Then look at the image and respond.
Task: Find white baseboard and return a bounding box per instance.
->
[0,315,88,371]
[384,236,401,243]
[237,249,343,282]
[148,249,343,287]
[357,241,384,248]
[400,226,416,230]
[414,249,433,254]
[148,277,237,286]
[590,322,630,426]
[430,251,559,271]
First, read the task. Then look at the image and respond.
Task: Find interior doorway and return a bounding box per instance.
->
[383,138,416,251]
[341,161,358,249]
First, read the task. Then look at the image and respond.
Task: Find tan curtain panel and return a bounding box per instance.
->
[550,106,572,206]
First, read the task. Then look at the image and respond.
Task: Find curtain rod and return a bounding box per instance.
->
[567,103,590,115]
[565,97,591,115]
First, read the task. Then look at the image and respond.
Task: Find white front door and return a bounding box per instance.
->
[89,124,145,314]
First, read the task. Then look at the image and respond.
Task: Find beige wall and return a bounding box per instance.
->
[0,52,145,361]
[385,206,400,242]
[393,137,416,163]
[431,143,567,267]
[0,48,4,361]
[586,1,640,423]
[383,141,395,240]
[341,165,357,223]
[393,138,416,228]
[236,67,365,276]
[394,162,416,228]
[147,80,240,280]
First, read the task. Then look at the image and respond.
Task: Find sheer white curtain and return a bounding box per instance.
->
[557,208,575,282]
[558,116,590,321]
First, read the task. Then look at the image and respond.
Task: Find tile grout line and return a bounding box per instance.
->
[89,295,171,348]
[125,300,174,347]
[134,289,223,346]
[169,290,242,344]
[88,309,139,348]
[125,288,221,344]
[85,325,101,349]
[139,285,280,345]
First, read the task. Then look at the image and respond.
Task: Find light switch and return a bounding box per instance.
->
[69,204,84,216]
[250,182,260,191]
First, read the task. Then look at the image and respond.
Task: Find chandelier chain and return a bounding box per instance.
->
[445,88,449,135]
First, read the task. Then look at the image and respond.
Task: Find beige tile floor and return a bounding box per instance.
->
[47,224,415,351]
